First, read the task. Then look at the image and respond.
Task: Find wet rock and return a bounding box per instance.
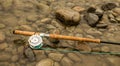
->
[0,62,9,66]
[0,43,8,50]
[26,14,39,22]
[54,62,60,66]
[112,8,120,15]
[40,18,52,23]
[101,3,117,11]
[101,46,110,52]
[24,47,36,61]
[92,47,101,52]
[61,57,73,66]
[86,28,102,36]
[116,16,120,23]
[34,50,47,61]
[0,54,11,61]
[13,39,25,45]
[20,25,34,31]
[36,3,51,15]
[36,58,54,66]
[87,7,96,13]
[67,53,81,62]
[72,6,85,13]
[96,23,108,28]
[11,55,19,62]
[48,53,64,62]
[0,32,5,43]
[84,13,99,27]
[1,0,13,11]
[17,46,24,54]
[75,42,91,52]
[56,8,80,26]
[0,23,5,29]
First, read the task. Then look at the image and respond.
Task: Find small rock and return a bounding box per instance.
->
[92,47,101,52]
[13,39,25,45]
[67,53,81,62]
[107,56,120,66]
[48,53,64,62]
[0,62,9,66]
[20,25,34,31]
[56,8,80,26]
[54,62,60,66]
[0,23,5,29]
[0,32,5,43]
[87,7,96,13]
[101,46,110,52]
[61,57,73,66]
[0,43,8,50]
[116,16,120,23]
[40,18,52,23]
[0,54,11,61]
[96,23,108,28]
[84,13,99,27]
[1,0,13,11]
[72,6,85,13]
[34,50,47,61]
[24,47,35,61]
[113,8,120,15]
[101,3,117,11]
[26,14,38,22]
[36,58,54,66]
[86,28,102,36]
[17,46,24,54]
[11,55,19,62]
[75,42,91,52]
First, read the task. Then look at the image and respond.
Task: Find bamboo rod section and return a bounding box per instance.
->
[13,30,101,43]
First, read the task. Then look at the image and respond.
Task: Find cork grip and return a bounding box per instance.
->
[50,34,101,43]
[13,30,101,43]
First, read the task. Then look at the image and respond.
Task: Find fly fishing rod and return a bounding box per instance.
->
[13,30,120,49]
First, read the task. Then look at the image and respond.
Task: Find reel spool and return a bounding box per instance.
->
[28,34,43,49]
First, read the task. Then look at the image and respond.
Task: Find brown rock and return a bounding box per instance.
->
[92,47,101,52]
[56,8,80,26]
[0,23,5,29]
[113,8,120,15]
[0,62,9,66]
[101,3,117,11]
[0,54,11,61]
[1,0,13,11]
[0,32,5,43]
[54,62,60,66]
[36,58,54,66]
[11,55,19,62]
[72,6,85,13]
[67,53,81,62]
[0,43,8,50]
[101,46,110,52]
[61,57,73,66]
[26,14,38,22]
[20,25,34,31]
[48,53,64,62]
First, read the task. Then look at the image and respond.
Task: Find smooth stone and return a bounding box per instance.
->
[0,62,9,66]
[34,50,47,61]
[101,46,110,52]
[72,6,85,13]
[113,8,120,15]
[86,28,102,36]
[26,14,38,22]
[107,56,120,66]
[61,57,73,66]
[96,23,108,28]
[67,53,81,62]
[0,43,8,50]
[0,23,5,29]
[17,46,24,54]
[19,25,34,31]
[56,8,80,26]
[24,47,35,61]
[0,32,5,43]
[54,62,60,66]
[1,0,13,11]
[0,54,11,61]
[87,7,96,13]
[92,47,101,52]
[84,13,99,27]
[48,53,64,62]
[36,58,54,66]
[116,16,120,23]
[101,3,117,11]
[11,55,19,62]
